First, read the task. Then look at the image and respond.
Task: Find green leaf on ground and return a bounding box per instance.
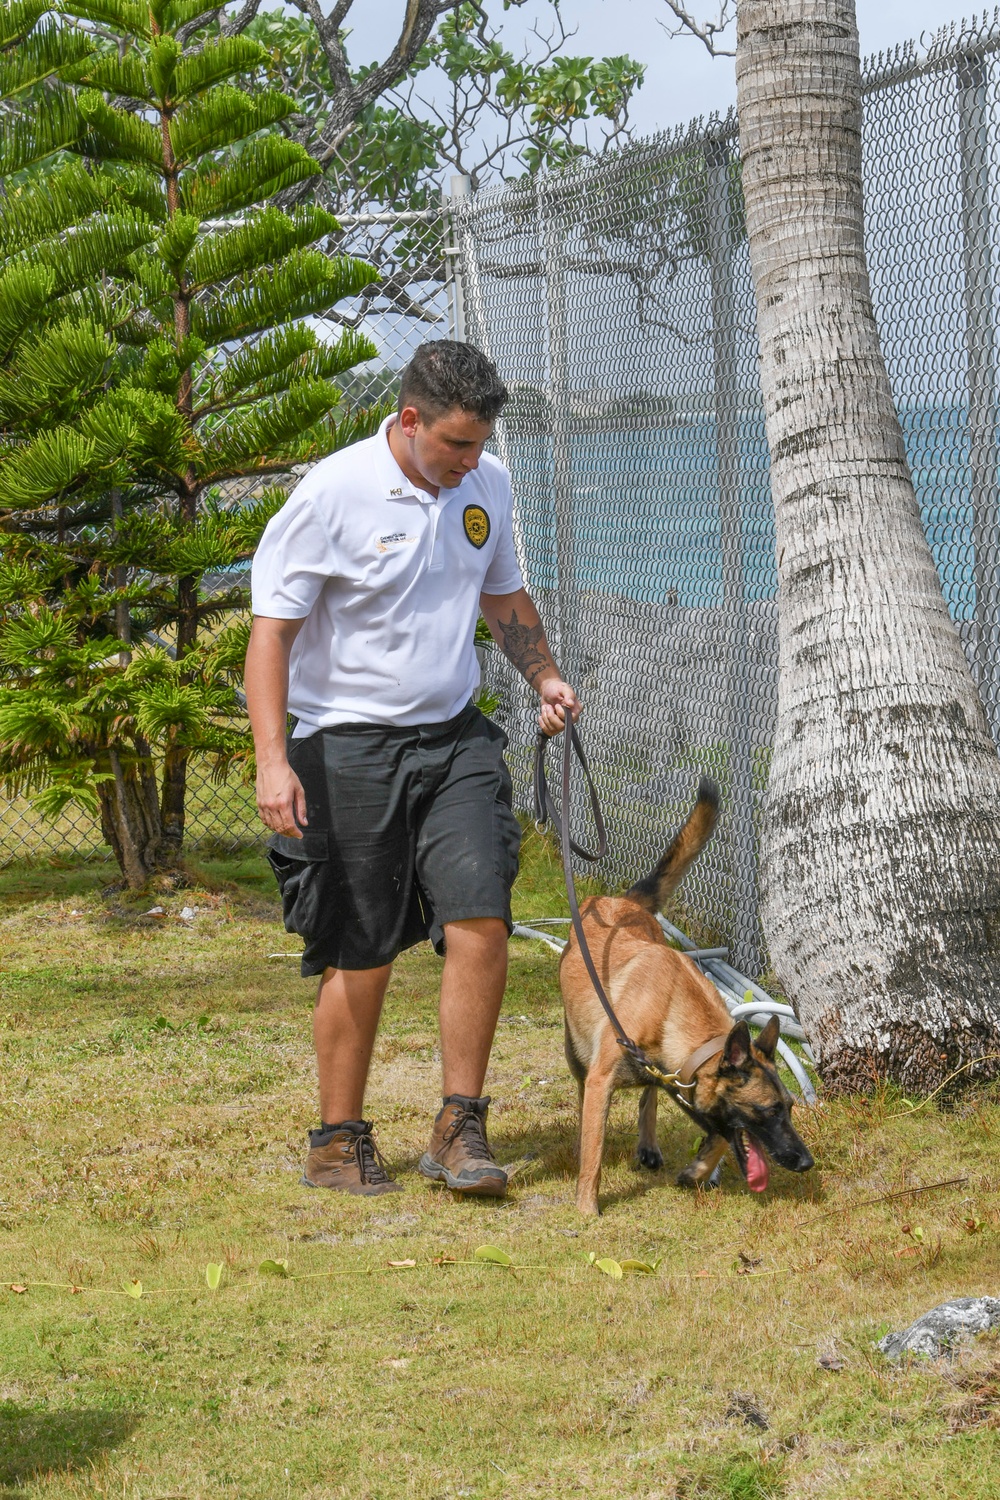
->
[205,1262,222,1290]
[123,1278,143,1298]
[620,1258,660,1274]
[474,1245,512,1267]
[593,1258,623,1280]
[258,1258,289,1278]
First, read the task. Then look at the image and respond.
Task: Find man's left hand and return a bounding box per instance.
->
[538,678,581,737]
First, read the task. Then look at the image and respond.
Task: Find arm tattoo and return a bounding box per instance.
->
[497,609,551,686]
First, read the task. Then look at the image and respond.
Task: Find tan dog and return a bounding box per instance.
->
[560,778,814,1215]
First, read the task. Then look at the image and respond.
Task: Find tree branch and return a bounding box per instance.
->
[307,0,454,162]
[659,1,736,57]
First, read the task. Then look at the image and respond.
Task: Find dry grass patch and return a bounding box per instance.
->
[2,830,1000,1497]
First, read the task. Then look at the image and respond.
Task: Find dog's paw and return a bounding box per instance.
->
[676,1161,722,1191]
[636,1146,664,1171]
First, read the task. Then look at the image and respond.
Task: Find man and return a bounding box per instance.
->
[245,340,580,1199]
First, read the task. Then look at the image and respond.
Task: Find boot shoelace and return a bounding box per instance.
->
[353,1130,394,1185]
[442,1106,493,1162]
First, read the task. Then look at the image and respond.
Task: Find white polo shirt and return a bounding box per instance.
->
[251,416,524,732]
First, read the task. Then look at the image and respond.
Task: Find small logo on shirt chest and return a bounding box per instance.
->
[389,487,403,497]
[375,531,418,554]
[463,504,490,549]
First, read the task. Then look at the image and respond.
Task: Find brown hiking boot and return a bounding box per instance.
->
[418,1095,507,1198]
[302,1120,402,1196]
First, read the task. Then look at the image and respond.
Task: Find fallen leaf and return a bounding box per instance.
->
[817,1352,845,1371]
[143,906,166,918]
[9,1284,27,1294]
[473,1245,512,1267]
[387,1259,417,1269]
[122,1279,142,1299]
[205,1263,222,1290]
[695,1269,711,1278]
[620,1259,659,1275]
[893,1246,920,1259]
[594,1258,623,1280]
[258,1258,290,1278]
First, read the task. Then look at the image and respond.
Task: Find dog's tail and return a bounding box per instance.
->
[625,776,720,913]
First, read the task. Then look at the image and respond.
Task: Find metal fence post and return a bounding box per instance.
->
[957,48,1000,744]
[538,177,583,691]
[446,177,523,562]
[443,175,469,342]
[705,133,760,975]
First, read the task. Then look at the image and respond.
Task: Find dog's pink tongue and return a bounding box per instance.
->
[745,1137,769,1192]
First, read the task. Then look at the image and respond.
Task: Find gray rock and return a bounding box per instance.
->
[878,1297,1000,1360]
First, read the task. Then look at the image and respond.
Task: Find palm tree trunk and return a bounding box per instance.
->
[737,0,1000,1092]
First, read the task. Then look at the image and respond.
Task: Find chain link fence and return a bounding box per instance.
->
[7,12,1000,976]
[1,207,456,865]
[453,12,1000,976]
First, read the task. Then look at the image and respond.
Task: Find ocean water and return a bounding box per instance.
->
[507,400,986,622]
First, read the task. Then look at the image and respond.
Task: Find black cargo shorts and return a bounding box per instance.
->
[266,703,522,975]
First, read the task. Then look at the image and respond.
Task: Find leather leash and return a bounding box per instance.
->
[533,724,722,1102]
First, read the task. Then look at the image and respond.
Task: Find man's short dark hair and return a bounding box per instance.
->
[398,340,508,424]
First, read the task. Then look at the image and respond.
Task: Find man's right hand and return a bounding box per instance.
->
[245,616,308,837]
[256,761,308,838]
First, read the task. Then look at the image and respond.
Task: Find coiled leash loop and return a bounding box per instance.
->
[533,723,700,1098]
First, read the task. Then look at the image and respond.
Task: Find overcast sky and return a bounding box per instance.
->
[345,1,985,137]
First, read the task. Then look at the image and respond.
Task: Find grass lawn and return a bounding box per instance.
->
[1,827,999,1499]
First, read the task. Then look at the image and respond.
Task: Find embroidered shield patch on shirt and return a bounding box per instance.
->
[463,504,490,548]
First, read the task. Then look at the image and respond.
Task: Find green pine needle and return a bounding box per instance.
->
[210,323,318,401]
[0,160,119,257]
[31,210,157,300]
[181,136,317,220]
[197,378,341,477]
[192,250,378,348]
[147,33,180,99]
[0,17,92,98]
[0,0,48,51]
[186,204,340,291]
[78,90,164,169]
[61,0,151,41]
[169,85,298,166]
[0,89,84,176]
[206,327,377,412]
[82,49,153,104]
[0,263,57,360]
[0,318,113,426]
[171,36,271,103]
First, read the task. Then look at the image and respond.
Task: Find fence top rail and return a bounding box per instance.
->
[863,7,1000,90]
[444,7,1000,221]
[201,208,444,231]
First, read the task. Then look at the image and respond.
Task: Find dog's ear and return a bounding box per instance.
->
[754,1015,780,1060]
[721,1020,752,1070]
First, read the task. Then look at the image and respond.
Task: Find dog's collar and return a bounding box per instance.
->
[676,1033,729,1087]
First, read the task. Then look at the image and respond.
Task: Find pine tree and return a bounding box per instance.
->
[0,0,381,887]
